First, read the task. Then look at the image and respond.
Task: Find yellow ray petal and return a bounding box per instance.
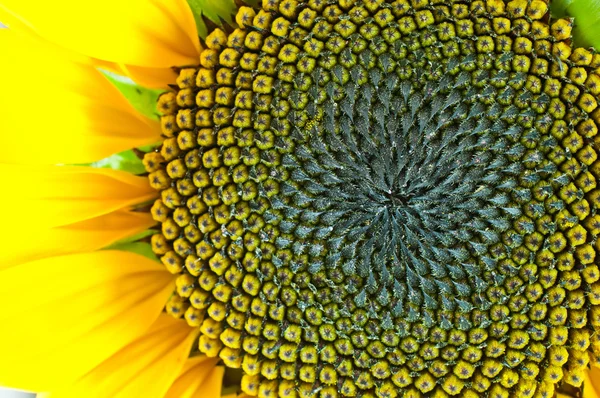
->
[0,29,160,165]
[0,164,156,229]
[46,314,198,398]
[164,356,220,398]
[119,63,179,89]
[0,12,93,66]
[0,0,200,69]
[0,250,174,392]
[0,12,174,88]
[0,210,156,269]
[204,367,227,398]
[584,366,600,398]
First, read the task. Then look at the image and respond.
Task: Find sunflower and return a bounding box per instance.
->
[2,0,600,397]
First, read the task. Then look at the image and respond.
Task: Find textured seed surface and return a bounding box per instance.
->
[148,0,600,397]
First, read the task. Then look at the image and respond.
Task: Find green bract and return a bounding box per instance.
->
[90,149,147,175]
[102,71,164,120]
[187,0,238,37]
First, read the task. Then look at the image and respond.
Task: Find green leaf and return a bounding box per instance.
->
[101,71,164,120]
[105,242,159,262]
[186,0,238,37]
[90,149,146,174]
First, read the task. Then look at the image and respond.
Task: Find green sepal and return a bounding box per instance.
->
[112,229,157,244]
[195,17,209,39]
[90,149,146,175]
[187,0,237,38]
[105,241,159,262]
[550,0,573,18]
[101,71,164,121]
[554,0,600,49]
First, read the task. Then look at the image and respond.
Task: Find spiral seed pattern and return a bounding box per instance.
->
[146,0,600,397]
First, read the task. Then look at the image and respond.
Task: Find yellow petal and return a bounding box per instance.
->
[46,314,198,398]
[0,250,174,392]
[199,367,226,398]
[0,164,156,229]
[118,63,179,89]
[0,12,175,88]
[0,0,200,68]
[0,29,160,165]
[0,210,155,268]
[585,366,600,398]
[164,356,220,398]
[0,12,93,66]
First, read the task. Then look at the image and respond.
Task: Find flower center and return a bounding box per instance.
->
[144,0,600,397]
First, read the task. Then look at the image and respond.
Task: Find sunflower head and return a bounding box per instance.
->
[147,0,600,397]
